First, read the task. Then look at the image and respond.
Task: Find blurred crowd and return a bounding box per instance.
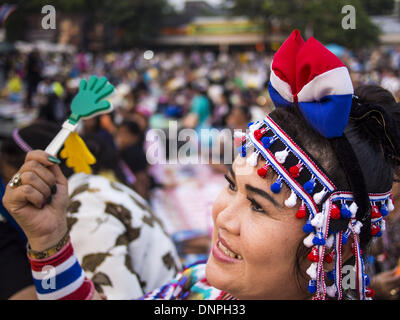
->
[1,44,400,299]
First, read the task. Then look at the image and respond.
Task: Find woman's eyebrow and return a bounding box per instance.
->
[245,184,282,208]
[229,166,236,180]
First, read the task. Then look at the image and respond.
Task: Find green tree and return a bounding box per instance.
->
[1,0,174,49]
[362,0,395,16]
[228,0,381,49]
[102,0,174,49]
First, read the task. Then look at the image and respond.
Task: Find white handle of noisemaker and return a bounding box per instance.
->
[45,120,79,157]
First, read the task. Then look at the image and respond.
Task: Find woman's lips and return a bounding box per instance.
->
[212,236,243,263]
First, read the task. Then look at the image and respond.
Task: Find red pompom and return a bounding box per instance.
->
[365,288,375,298]
[323,252,334,264]
[370,224,380,236]
[307,248,319,262]
[295,203,307,219]
[289,163,302,178]
[289,167,299,178]
[254,128,266,140]
[257,165,269,178]
[371,205,381,219]
[330,204,341,220]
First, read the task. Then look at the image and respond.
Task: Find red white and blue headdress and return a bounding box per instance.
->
[236,30,395,300]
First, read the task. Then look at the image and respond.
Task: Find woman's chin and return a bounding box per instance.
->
[205,254,238,294]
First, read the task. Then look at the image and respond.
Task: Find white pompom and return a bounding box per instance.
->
[388,198,395,212]
[350,202,358,218]
[311,213,324,229]
[306,262,318,280]
[313,189,327,205]
[249,121,261,132]
[326,284,337,298]
[326,234,335,249]
[381,219,386,231]
[303,232,315,248]
[353,221,363,235]
[246,152,259,167]
[284,190,297,208]
[234,130,246,138]
[275,149,289,164]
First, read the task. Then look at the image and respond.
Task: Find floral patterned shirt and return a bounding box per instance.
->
[141,262,236,300]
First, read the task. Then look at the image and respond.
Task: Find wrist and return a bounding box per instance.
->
[27,230,70,260]
[28,225,69,252]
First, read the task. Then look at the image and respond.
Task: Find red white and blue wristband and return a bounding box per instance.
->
[29,240,95,300]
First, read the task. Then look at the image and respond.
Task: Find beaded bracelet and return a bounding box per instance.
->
[27,230,70,260]
[29,239,95,300]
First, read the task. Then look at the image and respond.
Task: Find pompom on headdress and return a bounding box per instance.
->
[238,30,394,300]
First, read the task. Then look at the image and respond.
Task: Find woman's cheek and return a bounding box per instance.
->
[242,218,297,265]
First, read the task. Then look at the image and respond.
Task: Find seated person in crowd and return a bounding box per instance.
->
[115,120,151,201]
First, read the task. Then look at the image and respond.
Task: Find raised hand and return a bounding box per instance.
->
[2,151,69,251]
[70,75,114,122]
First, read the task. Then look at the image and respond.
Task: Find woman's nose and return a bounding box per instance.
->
[215,198,241,236]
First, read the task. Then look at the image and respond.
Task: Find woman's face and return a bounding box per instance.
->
[206,154,309,299]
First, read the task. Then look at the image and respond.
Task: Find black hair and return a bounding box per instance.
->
[354,84,400,180]
[119,120,144,146]
[80,132,127,184]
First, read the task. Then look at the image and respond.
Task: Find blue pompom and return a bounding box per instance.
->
[303,221,315,233]
[340,204,352,219]
[307,280,317,294]
[376,230,382,237]
[342,232,350,244]
[261,136,274,149]
[238,146,246,157]
[313,235,326,246]
[270,179,282,194]
[364,274,370,286]
[327,270,335,280]
[303,179,315,194]
[380,204,389,217]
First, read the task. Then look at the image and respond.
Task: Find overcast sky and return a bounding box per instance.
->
[169,0,224,11]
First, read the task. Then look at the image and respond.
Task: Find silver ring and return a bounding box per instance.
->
[8,172,22,188]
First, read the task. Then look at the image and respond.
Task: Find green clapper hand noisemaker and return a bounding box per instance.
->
[45,75,114,174]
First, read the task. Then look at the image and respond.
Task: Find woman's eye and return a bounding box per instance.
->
[247,197,265,213]
[224,174,236,191]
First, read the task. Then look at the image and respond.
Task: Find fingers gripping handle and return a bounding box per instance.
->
[45,121,78,157]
